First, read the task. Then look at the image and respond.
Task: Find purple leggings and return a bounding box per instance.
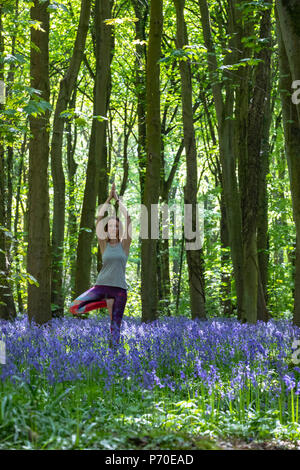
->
[69,285,127,345]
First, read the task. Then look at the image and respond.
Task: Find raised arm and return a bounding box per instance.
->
[114,189,132,257]
[96,190,114,254]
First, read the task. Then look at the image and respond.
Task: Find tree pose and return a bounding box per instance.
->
[69,183,132,346]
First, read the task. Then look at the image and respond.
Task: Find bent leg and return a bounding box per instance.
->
[69,285,107,315]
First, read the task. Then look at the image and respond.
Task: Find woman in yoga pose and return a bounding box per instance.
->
[69,182,131,346]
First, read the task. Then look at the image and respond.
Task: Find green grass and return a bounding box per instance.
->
[0,376,299,450]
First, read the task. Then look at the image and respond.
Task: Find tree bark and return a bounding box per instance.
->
[141,0,163,322]
[75,0,114,297]
[50,0,91,316]
[220,192,233,316]
[276,0,300,125]
[199,0,272,323]
[13,133,27,314]
[0,144,16,320]
[131,0,148,203]
[257,67,272,322]
[174,0,206,319]
[0,5,16,320]
[240,6,272,323]
[66,89,78,298]
[199,0,244,319]
[27,0,51,325]
[276,2,300,326]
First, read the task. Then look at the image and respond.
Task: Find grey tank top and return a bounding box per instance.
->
[95,241,128,290]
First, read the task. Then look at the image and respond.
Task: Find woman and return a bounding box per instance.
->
[69,182,132,347]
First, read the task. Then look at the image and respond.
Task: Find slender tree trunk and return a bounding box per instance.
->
[257,69,272,322]
[0,144,16,319]
[131,0,148,203]
[66,90,78,297]
[75,0,114,296]
[170,185,179,299]
[232,4,253,323]
[2,2,21,318]
[174,0,206,319]
[273,151,287,267]
[96,16,115,274]
[156,199,171,316]
[175,227,185,316]
[141,0,163,322]
[117,97,136,206]
[201,95,232,315]
[50,0,91,315]
[157,110,170,314]
[200,0,272,323]
[27,0,51,325]
[276,2,300,326]
[159,129,185,314]
[199,0,244,319]
[13,132,27,314]
[240,6,272,323]
[220,192,232,315]
[276,1,300,125]
[6,146,13,234]
[160,213,171,315]
[0,5,16,320]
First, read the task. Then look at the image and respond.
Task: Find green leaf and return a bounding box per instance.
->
[51,303,61,311]
[74,117,87,126]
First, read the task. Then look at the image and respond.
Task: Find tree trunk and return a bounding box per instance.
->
[141,0,163,322]
[13,132,27,314]
[276,2,300,326]
[27,0,51,325]
[0,144,16,320]
[199,0,271,323]
[257,71,272,322]
[131,0,148,203]
[50,0,91,316]
[0,5,16,320]
[66,89,78,298]
[276,0,300,125]
[220,192,233,316]
[174,0,206,319]
[199,0,244,319]
[75,0,114,297]
[241,6,272,323]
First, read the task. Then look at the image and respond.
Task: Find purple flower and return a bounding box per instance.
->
[0,315,299,405]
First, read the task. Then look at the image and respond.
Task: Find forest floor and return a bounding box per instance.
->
[109,429,300,451]
[213,436,300,450]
